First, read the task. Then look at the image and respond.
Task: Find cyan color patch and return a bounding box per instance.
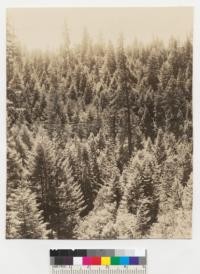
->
[119,257,129,265]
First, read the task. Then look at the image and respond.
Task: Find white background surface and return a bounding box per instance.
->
[0,1,200,274]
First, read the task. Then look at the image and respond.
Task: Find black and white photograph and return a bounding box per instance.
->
[6,7,193,239]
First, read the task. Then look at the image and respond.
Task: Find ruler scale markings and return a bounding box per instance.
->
[50,250,147,274]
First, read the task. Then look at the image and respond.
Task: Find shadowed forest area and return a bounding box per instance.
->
[6,20,192,239]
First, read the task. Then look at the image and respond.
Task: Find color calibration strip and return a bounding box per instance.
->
[50,249,147,266]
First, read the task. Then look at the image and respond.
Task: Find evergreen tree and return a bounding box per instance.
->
[7,134,24,197]
[14,125,33,168]
[110,34,137,157]
[140,89,155,138]
[145,48,160,91]
[56,152,85,238]
[87,133,103,194]
[136,198,155,237]
[150,174,192,239]
[159,156,177,210]
[159,61,171,89]
[121,141,159,236]
[168,38,180,78]
[7,70,25,126]
[83,77,93,105]
[6,180,49,239]
[78,144,95,215]
[105,41,116,76]
[76,169,118,239]
[27,128,57,236]
[46,86,65,136]
[154,128,167,165]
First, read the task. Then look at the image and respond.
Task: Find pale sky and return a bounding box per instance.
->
[7,7,193,51]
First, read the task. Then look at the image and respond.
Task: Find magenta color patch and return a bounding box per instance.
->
[83,257,92,265]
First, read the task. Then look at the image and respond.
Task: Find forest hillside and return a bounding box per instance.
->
[6,21,193,239]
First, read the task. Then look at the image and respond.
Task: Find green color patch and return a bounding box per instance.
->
[111,257,120,265]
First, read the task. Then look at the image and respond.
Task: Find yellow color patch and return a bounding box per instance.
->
[101,257,111,265]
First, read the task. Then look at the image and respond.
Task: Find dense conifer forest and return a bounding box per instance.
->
[6,20,193,239]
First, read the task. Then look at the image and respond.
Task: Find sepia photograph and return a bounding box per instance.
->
[6,7,193,239]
